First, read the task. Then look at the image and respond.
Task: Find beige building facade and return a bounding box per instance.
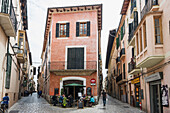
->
[106,0,170,113]
[0,0,32,107]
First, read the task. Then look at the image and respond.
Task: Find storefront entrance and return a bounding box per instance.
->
[135,83,140,107]
[150,81,163,113]
[63,80,84,100]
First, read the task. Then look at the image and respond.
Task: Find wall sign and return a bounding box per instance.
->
[145,72,163,82]
[90,78,96,83]
[162,85,169,107]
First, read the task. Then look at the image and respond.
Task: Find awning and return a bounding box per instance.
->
[63,83,85,87]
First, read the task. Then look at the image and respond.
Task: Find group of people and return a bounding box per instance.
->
[52,93,97,108]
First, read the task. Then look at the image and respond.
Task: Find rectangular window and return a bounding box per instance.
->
[59,23,66,37]
[143,22,147,48]
[136,33,139,55]
[67,48,84,69]
[76,21,90,37]
[139,28,143,52]
[80,22,87,36]
[154,16,163,44]
[56,23,69,38]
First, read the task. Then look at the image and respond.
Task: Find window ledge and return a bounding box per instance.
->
[77,36,89,38]
[56,37,69,39]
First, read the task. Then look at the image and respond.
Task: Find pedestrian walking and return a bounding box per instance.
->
[2,93,9,111]
[102,90,107,106]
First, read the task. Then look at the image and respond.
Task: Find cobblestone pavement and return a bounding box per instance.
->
[9,93,145,113]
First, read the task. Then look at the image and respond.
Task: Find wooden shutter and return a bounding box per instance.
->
[56,23,59,37]
[67,48,84,69]
[67,48,76,69]
[5,55,12,89]
[116,37,119,49]
[134,11,138,30]
[76,48,84,69]
[76,22,80,37]
[121,26,123,40]
[87,21,90,36]
[66,23,70,37]
[123,63,125,79]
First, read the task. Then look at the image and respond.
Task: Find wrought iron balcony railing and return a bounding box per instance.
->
[116,73,122,83]
[141,0,159,20]
[50,61,97,70]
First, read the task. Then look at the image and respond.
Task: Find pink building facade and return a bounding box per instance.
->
[40,4,102,102]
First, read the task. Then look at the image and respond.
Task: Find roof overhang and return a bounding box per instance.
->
[120,0,130,15]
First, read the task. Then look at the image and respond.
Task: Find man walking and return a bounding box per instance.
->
[3,93,9,110]
[102,90,107,106]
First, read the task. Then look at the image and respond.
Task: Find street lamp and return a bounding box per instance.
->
[12,43,20,55]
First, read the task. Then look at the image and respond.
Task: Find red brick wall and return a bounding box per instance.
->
[49,11,98,97]
[49,72,98,96]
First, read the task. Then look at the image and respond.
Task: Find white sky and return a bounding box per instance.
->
[27,0,124,84]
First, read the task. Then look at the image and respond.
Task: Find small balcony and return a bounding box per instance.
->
[116,57,120,65]
[0,0,17,37]
[120,48,125,60]
[116,73,122,83]
[50,61,97,76]
[141,0,159,20]
[128,57,141,75]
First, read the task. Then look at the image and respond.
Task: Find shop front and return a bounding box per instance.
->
[131,77,141,108]
[145,72,163,113]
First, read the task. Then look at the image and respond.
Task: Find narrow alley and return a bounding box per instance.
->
[8,93,145,113]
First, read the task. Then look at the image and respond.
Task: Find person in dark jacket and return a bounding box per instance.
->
[102,90,107,106]
[52,94,57,106]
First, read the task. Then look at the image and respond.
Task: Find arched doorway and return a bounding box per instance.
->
[60,77,86,99]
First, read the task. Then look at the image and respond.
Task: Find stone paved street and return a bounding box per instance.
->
[9,93,145,113]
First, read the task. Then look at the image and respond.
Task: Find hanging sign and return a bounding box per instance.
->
[131,78,140,84]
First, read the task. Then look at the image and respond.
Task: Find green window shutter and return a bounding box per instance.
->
[121,26,123,40]
[66,23,70,37]
[116,37,119,49]
[76,22,80,37]
[56,23,59,37]
[5,55,12,89]
[87,21,90,36]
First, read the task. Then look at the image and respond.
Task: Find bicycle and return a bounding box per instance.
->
[0,101,8,113]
